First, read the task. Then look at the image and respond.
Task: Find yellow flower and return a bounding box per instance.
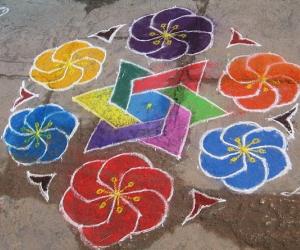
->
[30,40,106,91]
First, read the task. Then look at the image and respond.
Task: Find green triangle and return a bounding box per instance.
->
[161,86,227,125]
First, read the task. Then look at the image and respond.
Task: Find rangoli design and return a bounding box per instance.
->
[199,122,291,193]
[11,81,39,112]
[60,153,173,248]
[219,53,300,112]
[227,28,261,48]
[182,189,226,225]
[268,103,298,139]
[128,7,214,60]
[30,40,106,91]
[74,60,227,158]
[88,24,126,43]
[2,104,78,165]
[2,5,300,249]
[26,171,56,202]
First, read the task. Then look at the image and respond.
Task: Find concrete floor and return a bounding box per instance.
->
[0,0,300,249]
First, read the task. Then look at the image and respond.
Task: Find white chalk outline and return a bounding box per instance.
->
[2,103,79,166]
[29,40,106,92]
[127,6,214,61]
[10,80,39,112]
[182,189,226,226]
[267,103,299,140]
[26,171,56,202]
[59,153,174,249]
[88,24,126,44]
[281,185,300,197]
[0,6,9,17]
[226,27,262,48]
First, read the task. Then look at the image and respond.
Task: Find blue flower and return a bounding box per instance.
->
[199,122,291,193]
[2,104,78,165]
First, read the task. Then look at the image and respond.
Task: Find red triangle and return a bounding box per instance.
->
[227,28,261,48]
[133,60,207,94]
[11,81,39,112]
[182,189,226,225]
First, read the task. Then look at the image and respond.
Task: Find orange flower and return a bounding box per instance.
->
[219,53,300,111]
[30,40,106,91]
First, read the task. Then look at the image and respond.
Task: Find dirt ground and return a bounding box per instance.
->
[1,0,300,249]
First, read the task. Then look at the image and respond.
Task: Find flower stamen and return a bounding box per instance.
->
[96,177,139,214]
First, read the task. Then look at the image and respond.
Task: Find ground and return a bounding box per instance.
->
[0,0,300,249]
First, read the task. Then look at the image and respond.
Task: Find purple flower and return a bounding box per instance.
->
[128,7,214,61]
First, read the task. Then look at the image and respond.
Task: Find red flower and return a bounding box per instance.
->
[219,53,300,111]
[60,153,173,248]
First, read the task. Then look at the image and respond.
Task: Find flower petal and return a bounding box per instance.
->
[219,73,261,98]
[47,65,83,90]
[227,56,258,83]
[72,161,113,201]
[42,111,77,136]
[71,47,106,63]
[73,58,101,84]
[81,200,139,248]
[25,104,64,130]
[267,77,299,105]
[9,110,31,133]
[251,147,290,180]
[244,127,285,148]
[39,128,68,162]
[199,152,244,178]
[34,49,64,71]
[61,188,113,226]
[201,129,236,158]
[125,190,167,233]
[98,153,151,189]
[223,156,267,193]
[222,122,258,145]
[128,36,162,53]
[9,139,46,165]
[266,62,300,83]
[174,31,212,54]
[3,127,33,149]
[53,40,90,62]
[151,7,192,31]
[146,38,187,60]
[235,84,278,111]
[120,168,173,200]
[169,15,213,32]
[130,14,160,40]
[247,53,285,76]
[273,79,300,105]
[30,67,66,83]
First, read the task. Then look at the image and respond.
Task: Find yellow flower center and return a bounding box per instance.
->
[149,23,187,46]
[22,121,53,147]
[65,60,73,69]
[146,102,153,110]
[227,137,266,163]
[96,177,140,214]
[246,75,281,93]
